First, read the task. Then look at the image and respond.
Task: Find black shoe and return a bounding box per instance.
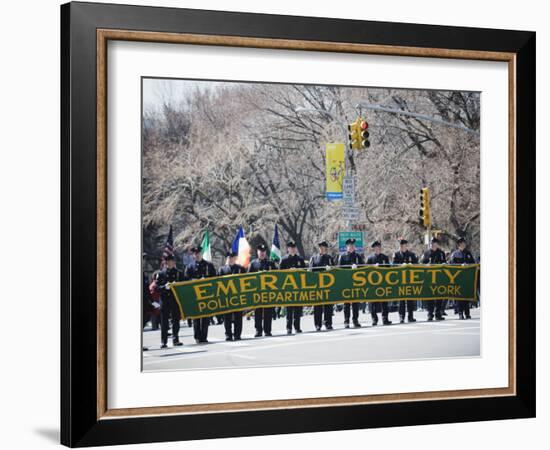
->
[344,322,350,329]
[442,311,448,316]
[173,341,183,346]
[234,336,241,341]
[427,315,434,321]
[353,322,362,328]
[315,326,321,332]
[465,315,472,319]
[383,319,392,325]
[265,332,272,337]
[143,347,149,351]
[225,336,233,341]
[254,332,262,338]
[408,316,417,323]
[296,329,303,333]
[435,315,445,321]
[458,312,465,320]
[287,329,293,335]
[160,343,168,349]
[199,339,209,344]
[326,325,333,330]
[399,316,405,324]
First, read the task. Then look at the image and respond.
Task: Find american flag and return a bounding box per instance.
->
[161,225,174,267]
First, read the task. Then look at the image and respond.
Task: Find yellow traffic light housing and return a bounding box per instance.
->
[348,119,361,150]
[348,117,370,150]
[419,187,431,227]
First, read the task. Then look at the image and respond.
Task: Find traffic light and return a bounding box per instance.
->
[358,119,370,148]
[348,117,370,150]
[419,187,431,227]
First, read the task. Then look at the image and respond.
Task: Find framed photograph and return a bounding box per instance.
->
[61,1,535,447]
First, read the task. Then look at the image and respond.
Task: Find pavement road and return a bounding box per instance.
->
[142,307,480,372]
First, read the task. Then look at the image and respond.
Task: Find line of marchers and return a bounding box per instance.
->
[170,265,478,319]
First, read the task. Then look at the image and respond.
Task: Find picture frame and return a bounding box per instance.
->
[60,1,535,447]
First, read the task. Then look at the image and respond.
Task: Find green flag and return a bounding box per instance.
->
[200,231,212,262]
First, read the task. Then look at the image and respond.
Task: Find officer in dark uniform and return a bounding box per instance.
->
[393,239,419,323]
[218,251,246,340]
[248,244,278,337]
[156,254,184,348]
[450,237,476,320]
[420,237,447,321]
[309,240,335,331]
[279,241,306,334]
[185,246,216,343]
[366,241,392,326]
[337,238,364,328]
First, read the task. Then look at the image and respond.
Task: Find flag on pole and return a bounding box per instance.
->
[270,224,282,262]
[161,225,174,267]
[232,226,251,268]
[200,230,212,262]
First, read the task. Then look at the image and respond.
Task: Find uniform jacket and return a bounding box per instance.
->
[279,254,306,270]
[185,259,216,279]
[309,253,334,271]
[392,250,419,264]
[337,251,365,266]
[248,258,278,272]
[420,248,447,264]
[366,253,390,265]
[449,249,476,264]
[156,267,184,301]
[218,263,246,276]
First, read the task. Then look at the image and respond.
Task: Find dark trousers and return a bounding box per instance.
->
[314,305,333,328]
[457,301,471,317]
[193,317,210,342]
[160,297,180,344]
[254,307,273,334]
[398,300,416,317]
[286,306,302,331]
[370,302,389,320]
[224,312,243,338]
[425,300,444,318]
[344,302,360,324]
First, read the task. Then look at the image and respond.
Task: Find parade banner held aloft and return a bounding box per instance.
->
[170,264,480,319]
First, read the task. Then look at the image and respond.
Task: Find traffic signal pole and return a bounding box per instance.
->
[294,107,354,231]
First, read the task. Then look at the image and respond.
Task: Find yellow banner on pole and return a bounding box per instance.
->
[326,143,345,200]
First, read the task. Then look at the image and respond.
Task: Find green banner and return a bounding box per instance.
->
[170,264,479,319]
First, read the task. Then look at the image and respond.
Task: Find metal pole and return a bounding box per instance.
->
[294,107,353,231]
[355,102,480,136]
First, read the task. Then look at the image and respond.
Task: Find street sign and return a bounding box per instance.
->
[341,206,360,221]
[338,231,364,253]
[342,176,355,205]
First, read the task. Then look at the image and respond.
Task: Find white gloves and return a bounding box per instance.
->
[351,264,357,269]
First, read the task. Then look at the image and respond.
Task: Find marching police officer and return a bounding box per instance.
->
[450,237,476,320]
[218,251,246,340]
[248,244,278,337]
[185,246,216,343]
[393,239,419,323]
[338,238,364,328]
[279,241,306,334]
[156,254,184,348]
[309,240,335,331]
[420,237,447,321]
[366,241,392,326]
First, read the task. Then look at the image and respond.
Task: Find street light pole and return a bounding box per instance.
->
[294,107,353,230]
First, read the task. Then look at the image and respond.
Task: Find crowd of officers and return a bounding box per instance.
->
[144,236,477,349]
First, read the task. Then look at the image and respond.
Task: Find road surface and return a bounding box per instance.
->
[142,307,480,372]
